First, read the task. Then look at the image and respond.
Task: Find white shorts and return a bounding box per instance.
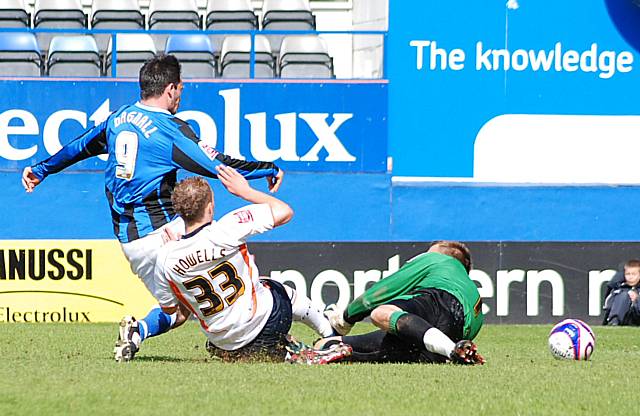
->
[119,218,185,300]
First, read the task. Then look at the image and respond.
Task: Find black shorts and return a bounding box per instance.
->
[207,279,293,361]
[343,289,465,364]
[388,288,465,341]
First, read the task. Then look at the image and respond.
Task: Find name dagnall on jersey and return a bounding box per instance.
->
[113,110,158,138]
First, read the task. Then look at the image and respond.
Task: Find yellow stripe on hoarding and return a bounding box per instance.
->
[0,240,157,323]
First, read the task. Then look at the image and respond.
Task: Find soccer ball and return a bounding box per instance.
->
[548,319,595,361]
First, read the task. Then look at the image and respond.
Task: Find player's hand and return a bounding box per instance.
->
[22,167,41,193]
[267,169,284,193]
[324,304,353,336]
[161,225,182,244]
[216,165,252,197]
[629,290,638,303]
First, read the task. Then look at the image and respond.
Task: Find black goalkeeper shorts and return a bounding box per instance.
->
[388,288,465,341]
[342,288,465,364]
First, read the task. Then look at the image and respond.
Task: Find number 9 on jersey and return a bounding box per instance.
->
[115,131,139,180]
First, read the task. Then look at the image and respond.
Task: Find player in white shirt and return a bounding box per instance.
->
[136,166,345,362]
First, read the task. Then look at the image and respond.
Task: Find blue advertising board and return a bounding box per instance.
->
[0,80,388,173]
[388,0,640,183]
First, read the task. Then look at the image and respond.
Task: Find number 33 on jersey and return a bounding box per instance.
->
[153,204,277,350]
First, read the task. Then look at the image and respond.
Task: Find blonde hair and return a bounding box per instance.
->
[171,176,213,225]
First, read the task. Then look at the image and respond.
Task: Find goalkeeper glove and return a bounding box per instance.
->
[324,304,353,336]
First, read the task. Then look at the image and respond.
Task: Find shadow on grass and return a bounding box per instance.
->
[132,355,213,363]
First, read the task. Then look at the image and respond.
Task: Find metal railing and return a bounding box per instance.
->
[0,27,387,79]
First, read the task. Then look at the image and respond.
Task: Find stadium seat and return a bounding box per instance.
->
[47,35,101,77]
[105,33,156,78]
[279,35,334,78]
[91,0,145,54]
[220,35,275,78]
[148,0,202,52]
[0,0,30,28]
[262,0,316,54]
[165,35,216,78]
[34,0,88,53]
[205,0,258,53]
[0,32,42,76]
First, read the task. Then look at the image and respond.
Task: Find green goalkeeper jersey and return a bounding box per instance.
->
[345,252,484,339]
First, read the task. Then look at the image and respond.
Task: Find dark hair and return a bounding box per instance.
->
[625,259,640,269]
[429,240,473,273]
[171,176,213,225]
[139,54,181,100]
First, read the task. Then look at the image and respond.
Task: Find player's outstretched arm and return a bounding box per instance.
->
[25,120,109,190]
[215,165,292,227]
[170,123,284,192]
[343,260,428,325]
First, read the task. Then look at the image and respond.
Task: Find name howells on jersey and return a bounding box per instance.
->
[170,246,232,276]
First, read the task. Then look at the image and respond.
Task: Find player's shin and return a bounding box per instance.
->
[392,312,455,358]
[138,307,177,342]
[283,285,334,337]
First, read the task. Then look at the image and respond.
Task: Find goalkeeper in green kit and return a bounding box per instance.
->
[319,241,485,365]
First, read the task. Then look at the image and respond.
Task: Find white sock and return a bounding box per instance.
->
[284,285,334,337]
[423,327,456,358]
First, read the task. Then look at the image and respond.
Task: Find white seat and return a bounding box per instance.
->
[279,35,333,78]
[106,33,156,77]
[148,0,201,52]
[0,0,30,28]
[91,0,145,53]
[220,35,274,78]
[48,35,101,77]
[261,0,316,54]
[206,0,257,53]
[34,0,87,53]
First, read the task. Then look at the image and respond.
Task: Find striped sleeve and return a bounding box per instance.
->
[169,117,280,180]
[31,119,109,181]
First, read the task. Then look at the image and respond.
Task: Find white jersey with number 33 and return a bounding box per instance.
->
[154,204,275,350]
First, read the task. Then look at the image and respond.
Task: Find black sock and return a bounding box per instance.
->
[342,330,389,362]
[394,313,433,347]
[343,330,388,353]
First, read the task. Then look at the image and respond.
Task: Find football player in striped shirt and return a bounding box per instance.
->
[21,55,286,361]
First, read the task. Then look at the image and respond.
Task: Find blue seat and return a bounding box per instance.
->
[47,35,101,77]
[0,32,42,76]
[166,35,216,78]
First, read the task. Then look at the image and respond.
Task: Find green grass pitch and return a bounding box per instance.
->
[1,322,639,415]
